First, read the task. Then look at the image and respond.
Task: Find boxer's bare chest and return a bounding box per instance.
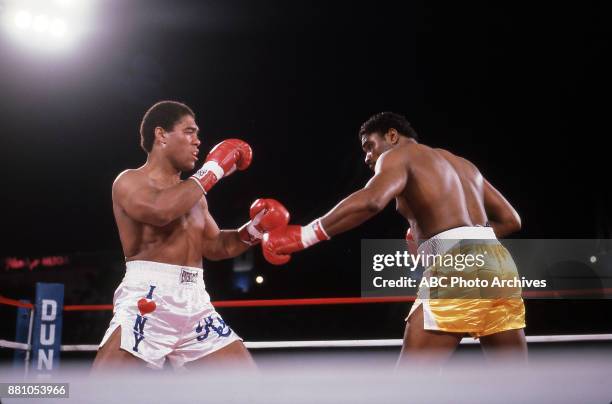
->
[163,198,206,240]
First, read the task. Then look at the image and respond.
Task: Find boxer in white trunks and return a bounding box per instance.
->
[92,101,288,371]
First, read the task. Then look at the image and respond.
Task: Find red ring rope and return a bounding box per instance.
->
[0,296,33,309]
[1,288,611,312]
[0,295,414,311]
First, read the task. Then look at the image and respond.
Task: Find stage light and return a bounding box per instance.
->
[49,18,66,37]
[255,276,264,284]
[55,0,75,7]
[2,0,94,51]
[590,256,597,263]
[14,10,32,29]
[4,10,72,49]
[32,14,50,32]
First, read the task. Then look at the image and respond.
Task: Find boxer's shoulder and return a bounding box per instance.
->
[114,169,140,187]
[376,144,413,170]
[112,169,151,200]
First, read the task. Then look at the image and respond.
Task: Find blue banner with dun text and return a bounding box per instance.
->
[31,283,64,376]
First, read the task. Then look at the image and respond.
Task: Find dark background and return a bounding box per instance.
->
[1,0,611,350]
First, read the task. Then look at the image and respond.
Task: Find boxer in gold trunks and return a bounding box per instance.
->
[262,112,526,366]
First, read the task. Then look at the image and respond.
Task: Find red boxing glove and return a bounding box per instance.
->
[262,219,330,265]
[238,199,290,245]
[225,139,253,171]
[190,139,253,193]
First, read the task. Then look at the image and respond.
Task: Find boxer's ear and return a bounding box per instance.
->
[385,129,400,145]
[154,126,167,147]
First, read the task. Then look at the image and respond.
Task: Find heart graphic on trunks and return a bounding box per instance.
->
[137,298,156,315]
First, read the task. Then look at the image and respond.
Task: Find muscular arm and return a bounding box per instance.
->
[320,149,408,236]
[261,149,408,264]
[483,178,521,237]
[201,210,250,261]
[113,170,204,227]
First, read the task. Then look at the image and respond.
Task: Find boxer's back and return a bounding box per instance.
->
[112,168,206,266]
[397,143,488,238]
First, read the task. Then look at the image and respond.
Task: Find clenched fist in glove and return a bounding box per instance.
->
[262,219,330,265]
[190,139,252,193]
[238,199,290,245]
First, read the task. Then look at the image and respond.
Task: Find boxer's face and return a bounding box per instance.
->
[159,115,200,172]
[361,132,395,171]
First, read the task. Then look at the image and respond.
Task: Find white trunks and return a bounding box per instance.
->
[99,260,242,369]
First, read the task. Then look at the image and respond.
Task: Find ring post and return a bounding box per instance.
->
[12,299,31,370]
[30,283,64,377]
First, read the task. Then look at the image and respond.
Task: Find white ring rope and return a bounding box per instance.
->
[2,334,611,352]
[0,340,30,350]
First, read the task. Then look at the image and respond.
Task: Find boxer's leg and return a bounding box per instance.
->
[183,340,257,370]
[91,326,148,372]
[479,328,527,364]
[396,305,464,368]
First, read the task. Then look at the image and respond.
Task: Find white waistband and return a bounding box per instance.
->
[124,260,204,286]
[429,226,496,241]
[418,226,497,257]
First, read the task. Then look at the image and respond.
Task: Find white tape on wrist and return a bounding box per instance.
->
[238,224,259,245]
[239,209,266,245]
[301,219,328,248]
[249,209,265,229]
[194,161,225,181]
[246,222,264,240]
[301,224,318,248]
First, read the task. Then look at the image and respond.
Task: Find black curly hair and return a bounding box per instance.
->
[139,100,195,152]
[359,112,418,141]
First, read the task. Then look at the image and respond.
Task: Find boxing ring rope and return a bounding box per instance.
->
[2,293,612,356]
[4,289,612,312]
[1,295,416,311]
[3,334,612,354]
